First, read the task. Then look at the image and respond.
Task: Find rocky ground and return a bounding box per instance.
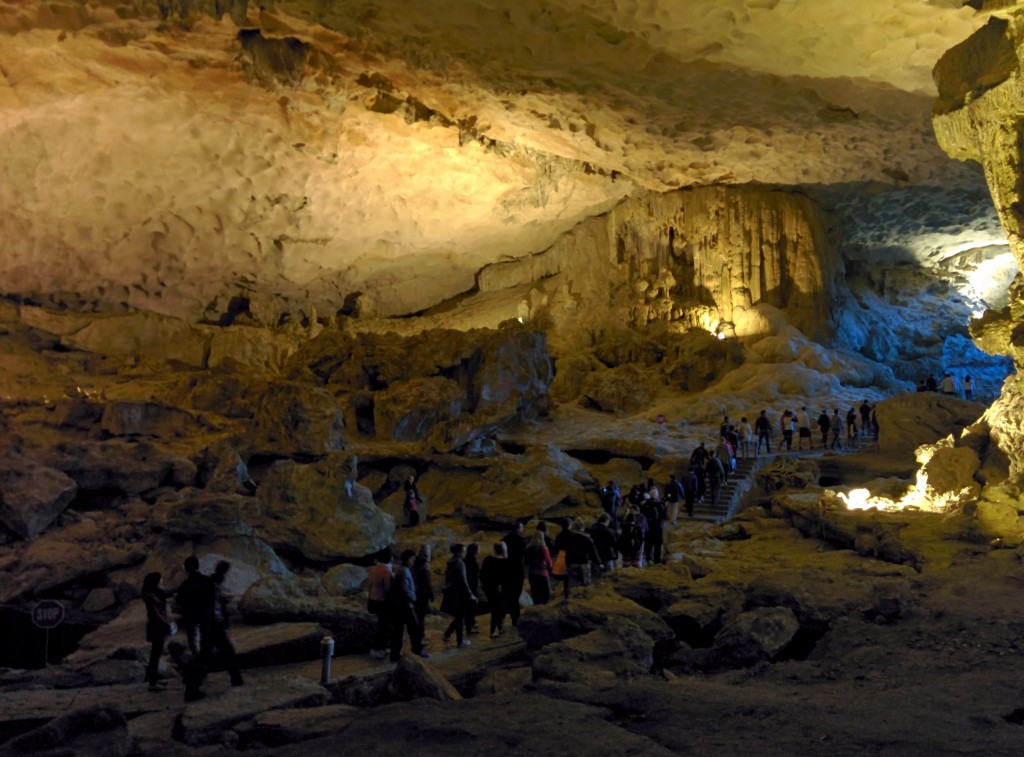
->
[4,499,1024,755]
[0,309,1017,755]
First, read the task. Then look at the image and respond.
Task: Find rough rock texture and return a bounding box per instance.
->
[0,704,132,757]
[710,606,801,668]
[933,12,1024,487]
[531,616,655,682]
[254,454,395,562]
[0,456,77,539]
[0,0,987,325]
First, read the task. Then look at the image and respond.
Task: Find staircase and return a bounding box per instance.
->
[690,456,758,521]
[686,437,873,522]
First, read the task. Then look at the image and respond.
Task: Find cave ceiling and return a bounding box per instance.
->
[0,0,1011,322]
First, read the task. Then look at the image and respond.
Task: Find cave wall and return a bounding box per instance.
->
[932,12,1024,485]
[481,185,841,347]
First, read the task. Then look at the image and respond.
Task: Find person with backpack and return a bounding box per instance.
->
[618,512,643,568]
[706,450,726,507]
[640,495,667,566]
[846,407,858,442]
[588,513,619,573]
[817,409,831,448]
[682,467,699,518]
[755,410,772,454]
[599,480,622,527]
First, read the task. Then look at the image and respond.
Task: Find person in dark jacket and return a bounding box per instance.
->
[618,511,643,567]
[390,549,428,661]
[706,451,726,507]
[142,572,171,690]
[175,555,209,657]
[463,543,481,635]
[817,409,831,448]
[588,513,619,573]
[411,544,434,642]
[501,521,527,627]
[479,542,508,637]
[206,561,243,688]
[441,544,477,648]
[640,496,667,565]
[565,518,601,598]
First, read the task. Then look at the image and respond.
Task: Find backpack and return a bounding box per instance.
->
[619,523,640,553]
[755,415,770,434]
[665,480,682,503]
[600,486,620,514]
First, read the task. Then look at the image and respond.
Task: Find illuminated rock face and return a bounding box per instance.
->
[932,12,1024,488]
[0,0,993,328]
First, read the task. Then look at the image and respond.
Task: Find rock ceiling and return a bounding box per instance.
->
[0,0,1010,323]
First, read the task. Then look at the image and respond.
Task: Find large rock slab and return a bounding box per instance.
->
[239,575,375,653]
[710,606,800,668]
[254,454,394,561]
[516,588,674,649]
[531,616,654,682]
[287,327,552,453]
[39,439,195,495]
[174,677,329,747]
[234,704,360,749]
[248,382,346,457]
[269,691,675,757]
[390,653,463,702]
[875,393,985,460]
[0,703,132,757]
[231,623,329,670]
[0,455,77,539]
[99,401,206,438]
[2,515,147,603]
[422,446,588,524]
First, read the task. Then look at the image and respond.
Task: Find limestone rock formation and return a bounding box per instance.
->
[254,454,395,562]
[0,455,77,539]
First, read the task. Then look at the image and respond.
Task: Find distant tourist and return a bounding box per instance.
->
[755,410,772,454]
[939,373,957,396]
[798,407,813,449]
[367,550,393,661]
[390,549,428,660]
[441,544,476,648]
[525,528,553,605]
[817,409,831,448]
[479,542,508,638]
[403,474,421,527]
[859,400,872,436]
[411,545,434,642]
[964,375,974,400]
[142,572,172,691]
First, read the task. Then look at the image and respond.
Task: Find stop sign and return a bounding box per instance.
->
[32,599,65,629]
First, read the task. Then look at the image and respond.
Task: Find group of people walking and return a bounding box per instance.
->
[720,401,878,458]
[141,556,243,701]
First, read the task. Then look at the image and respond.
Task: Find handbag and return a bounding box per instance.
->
[551,550,568,577]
